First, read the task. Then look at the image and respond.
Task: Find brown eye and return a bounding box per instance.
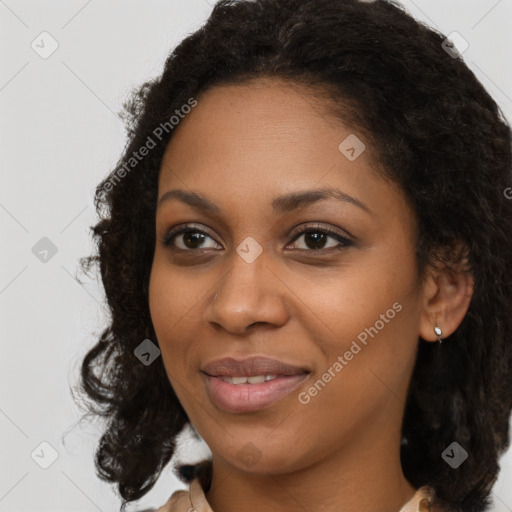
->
[161,223,353,254]
[163,226,221,251]
[288,225,353,251]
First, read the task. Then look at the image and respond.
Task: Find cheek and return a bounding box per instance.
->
[300,262,416,352]
[148,262,190,375]
[148,270,195,413]
[148,259,212,397]
[148,264,173,340]
[297,250,420,406]
[293,308,418,453]
[148,256,200,339]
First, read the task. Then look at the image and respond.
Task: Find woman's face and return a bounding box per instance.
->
[149,78,427,474]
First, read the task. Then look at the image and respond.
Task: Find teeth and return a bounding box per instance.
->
[247,375,265,384]
[219,374,278,385]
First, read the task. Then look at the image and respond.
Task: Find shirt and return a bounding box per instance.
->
[154,477,437,512]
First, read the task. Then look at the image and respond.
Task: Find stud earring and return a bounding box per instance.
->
[434,322,443,344]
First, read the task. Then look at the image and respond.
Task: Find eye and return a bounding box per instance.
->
[162,224,221,251]
[161,223,353,253]
[287,224,353,251]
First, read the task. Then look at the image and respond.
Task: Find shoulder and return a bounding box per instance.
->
[153,488,192,512]
[156,476,214,512]
[400,485,443,512]
[400,485,456,512]
[154,459,214,512]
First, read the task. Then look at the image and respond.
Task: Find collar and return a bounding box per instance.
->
[158,478,436,512]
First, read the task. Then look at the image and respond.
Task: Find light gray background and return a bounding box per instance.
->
[1,1,511,511]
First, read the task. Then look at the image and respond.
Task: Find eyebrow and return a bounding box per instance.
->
[157,187,373,216]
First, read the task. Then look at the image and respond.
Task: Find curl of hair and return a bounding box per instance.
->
[75,1,512,510]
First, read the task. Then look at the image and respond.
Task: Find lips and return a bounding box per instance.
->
[204,374,309,413]
[201,355,309,378]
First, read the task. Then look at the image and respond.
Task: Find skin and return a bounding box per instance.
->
[148,77,474,512]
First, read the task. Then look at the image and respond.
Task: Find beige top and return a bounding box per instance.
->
[155,478,438,512]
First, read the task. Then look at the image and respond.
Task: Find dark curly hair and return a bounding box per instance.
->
[74,0,512,511]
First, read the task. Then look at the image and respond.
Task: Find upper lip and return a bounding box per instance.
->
[202,356,310,377]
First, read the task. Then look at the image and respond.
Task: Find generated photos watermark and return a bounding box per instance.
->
[95,97,198,201]
[298,301,403,404]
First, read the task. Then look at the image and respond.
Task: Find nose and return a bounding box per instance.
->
[203,249,289,335]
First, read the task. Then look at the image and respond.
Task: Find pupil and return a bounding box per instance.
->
[306,232,326,249]
[184,231,204,248]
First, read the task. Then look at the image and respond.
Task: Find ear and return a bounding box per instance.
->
[418,242,474,343]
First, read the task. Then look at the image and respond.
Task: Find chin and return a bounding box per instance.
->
[217,439,307,475]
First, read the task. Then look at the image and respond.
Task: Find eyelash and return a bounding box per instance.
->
[162,223,353,253]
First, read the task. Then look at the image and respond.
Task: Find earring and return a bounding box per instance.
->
[434,322,443,344]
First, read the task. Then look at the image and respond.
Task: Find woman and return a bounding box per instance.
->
[77,1,512,511]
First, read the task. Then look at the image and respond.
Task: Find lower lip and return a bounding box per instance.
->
[203,373,309,413]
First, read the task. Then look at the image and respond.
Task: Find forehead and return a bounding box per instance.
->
[161,79,375,180]
[157,78,411,230]
[165,78,339,154]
